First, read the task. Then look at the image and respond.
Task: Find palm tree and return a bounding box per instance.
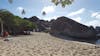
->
[0,9,14,36]
[52,0,74,7]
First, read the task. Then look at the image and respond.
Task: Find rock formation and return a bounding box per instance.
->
[50,16,97,39]
[26,16,51,32]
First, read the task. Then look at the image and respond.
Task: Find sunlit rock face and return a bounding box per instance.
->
[50,16,97,39]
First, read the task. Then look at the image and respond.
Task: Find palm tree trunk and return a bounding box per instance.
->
[0,18,3,37]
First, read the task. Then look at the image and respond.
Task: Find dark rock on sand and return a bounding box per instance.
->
[50,16,97,39]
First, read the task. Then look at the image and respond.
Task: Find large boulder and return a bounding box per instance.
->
[50,16,97,39]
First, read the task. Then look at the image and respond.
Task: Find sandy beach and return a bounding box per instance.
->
[0,32,99,56]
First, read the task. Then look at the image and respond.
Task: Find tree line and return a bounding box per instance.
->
[0,9,37,35]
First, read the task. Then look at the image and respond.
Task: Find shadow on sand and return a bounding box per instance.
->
[50,33,97,44]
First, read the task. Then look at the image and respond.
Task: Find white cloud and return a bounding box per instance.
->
[85,20,100,27]
[71,17,82,23]
[91,12,98,17]
[42,0,51,3]
[41,6,55,14]
[96,15,100,19]
[17,7,24,12]
[67,8,85,17]
[91,12,100,19]
[43,16,58,21]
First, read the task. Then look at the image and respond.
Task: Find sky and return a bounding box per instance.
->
[0,0,100,27]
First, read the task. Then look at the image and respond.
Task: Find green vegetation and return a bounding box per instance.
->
[52,0,74,7]
[0,9,37,35]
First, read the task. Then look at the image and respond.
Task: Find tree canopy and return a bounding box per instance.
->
[0,9,37,35]
[52,0,74,7]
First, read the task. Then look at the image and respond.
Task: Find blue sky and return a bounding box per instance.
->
[0,0,100,27]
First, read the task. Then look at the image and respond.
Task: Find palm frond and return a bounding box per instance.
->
[8,0,13,4]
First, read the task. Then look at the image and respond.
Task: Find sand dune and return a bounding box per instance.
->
[0,32,99,56]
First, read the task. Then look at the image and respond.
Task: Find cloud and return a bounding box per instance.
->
[43,16,58,21]
[91,12,100,19]
[67,8,85,17]
[41,6,55,14]
[85,20,100,27]
[71,17,82,23]
[91,12,98,17]
[16,7,24,12]
[42,0,51,3]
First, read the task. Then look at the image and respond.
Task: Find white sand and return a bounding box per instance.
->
[0,32,99,56]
